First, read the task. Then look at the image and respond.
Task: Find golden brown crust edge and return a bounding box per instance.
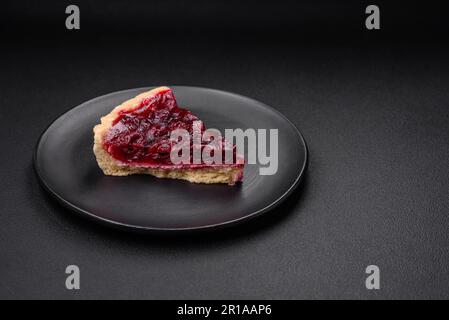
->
[93,87,243,185]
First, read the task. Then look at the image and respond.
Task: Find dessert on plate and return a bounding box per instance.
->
[93,86,243,185]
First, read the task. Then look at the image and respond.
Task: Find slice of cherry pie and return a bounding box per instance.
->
[93,87,244,185]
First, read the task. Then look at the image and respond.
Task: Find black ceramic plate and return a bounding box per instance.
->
[34,86,307,232]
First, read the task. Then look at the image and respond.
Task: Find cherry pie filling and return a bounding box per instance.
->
[102,89,238,167]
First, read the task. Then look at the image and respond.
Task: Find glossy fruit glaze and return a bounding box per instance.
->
[102,89,236,167]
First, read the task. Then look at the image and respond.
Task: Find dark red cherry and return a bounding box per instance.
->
[103,90,202,165]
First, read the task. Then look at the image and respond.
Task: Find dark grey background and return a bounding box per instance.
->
[1,0,449,299]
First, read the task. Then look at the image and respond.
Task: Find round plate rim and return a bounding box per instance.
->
[33,86,309,232]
